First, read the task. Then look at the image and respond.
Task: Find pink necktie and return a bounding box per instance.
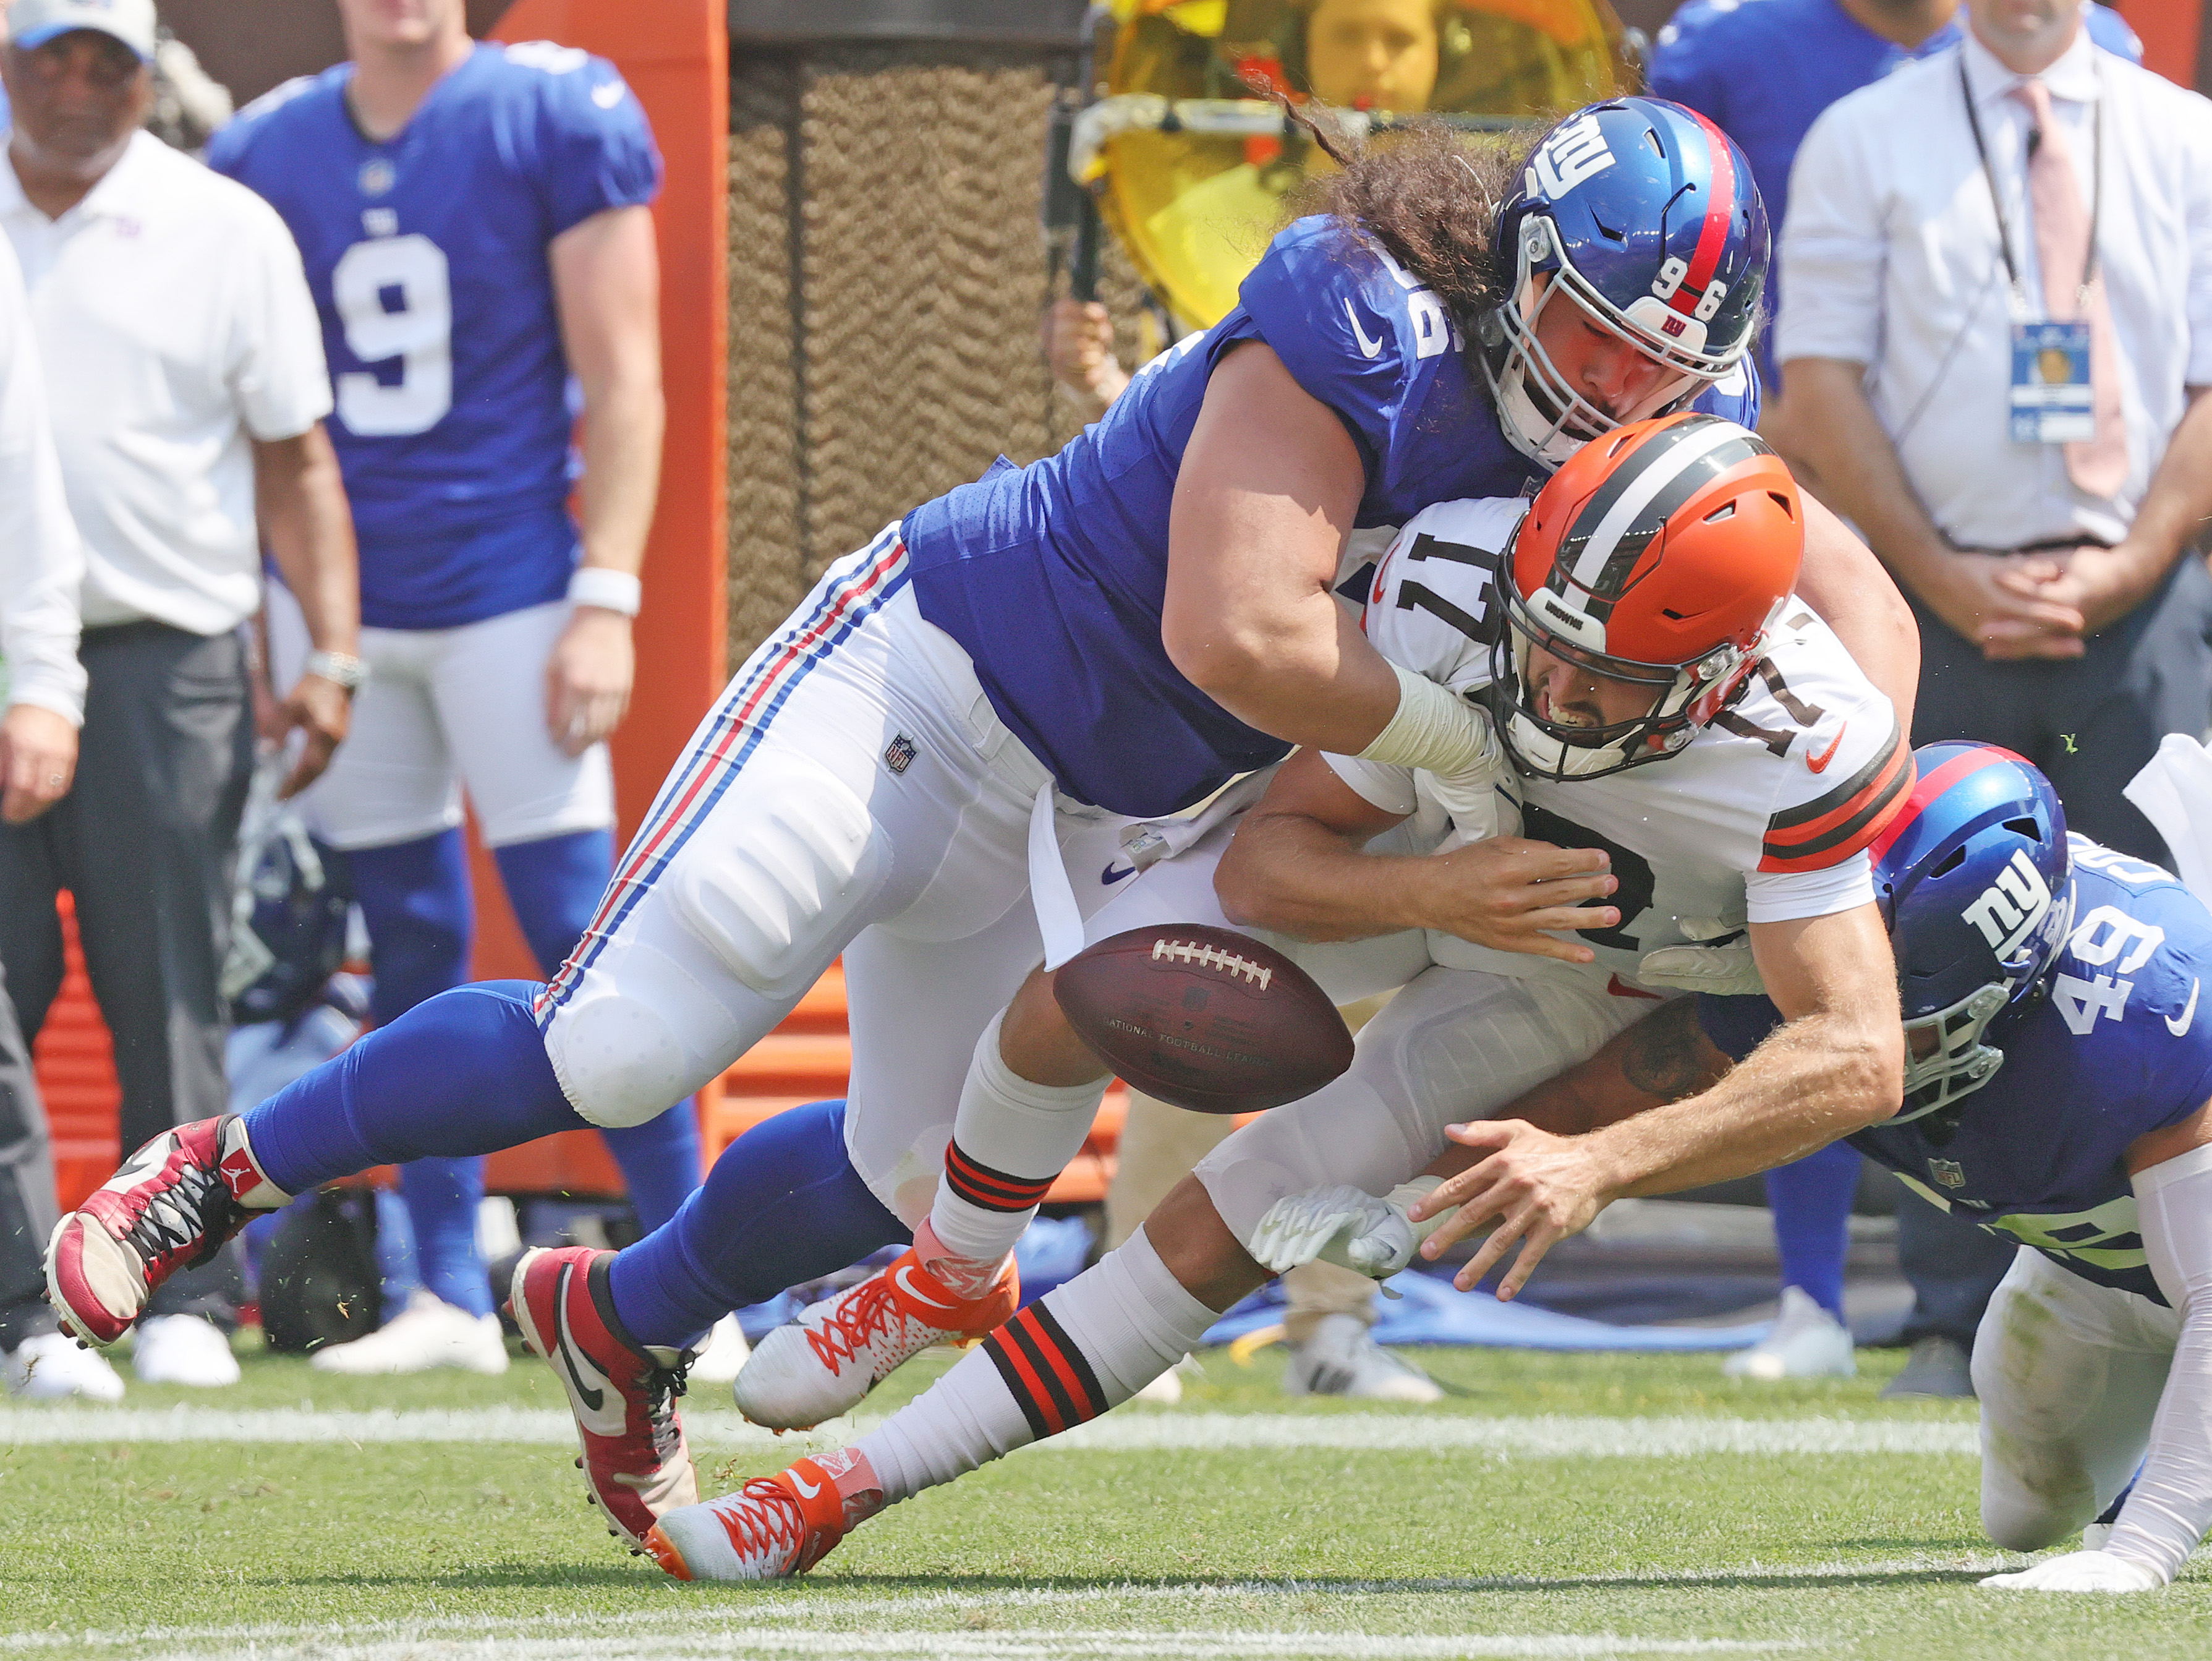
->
[2010,77,2127,498]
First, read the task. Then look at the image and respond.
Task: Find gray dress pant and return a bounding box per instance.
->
[0,621,253,1327]
[0,957,59,1351]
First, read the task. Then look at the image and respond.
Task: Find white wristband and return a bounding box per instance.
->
[568,566,642,617]
[1355,662,1500,779]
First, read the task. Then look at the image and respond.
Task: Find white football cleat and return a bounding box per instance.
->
[1282,1313,1442,1403]
[1980,1550,2164,1592]
[1724,1287,1857,1380]
[310,1289,509,1375]
[734,1247,1017,1430]
[132,1314,240,1386]
[4,1330,126,1401]
[1131,1365,1184,1405]
[685,1315,751,1385]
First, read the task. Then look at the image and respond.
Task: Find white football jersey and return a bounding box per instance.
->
[1326,497,1912,988]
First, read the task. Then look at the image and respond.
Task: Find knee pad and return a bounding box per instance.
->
[668,753,887,1000]
[545,941,730,1130]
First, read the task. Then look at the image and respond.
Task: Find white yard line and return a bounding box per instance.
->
[133,1631,1802,1661]
[9,1560,2006,1659]
[0,1407,1980,1456]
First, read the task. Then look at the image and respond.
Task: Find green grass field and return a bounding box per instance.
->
[4,1336,2205,1659]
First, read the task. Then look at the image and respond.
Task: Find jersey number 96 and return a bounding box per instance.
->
[332,234,454,438]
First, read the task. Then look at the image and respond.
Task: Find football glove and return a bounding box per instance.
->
[1979,1550,2164,1593]
[1638,917,1765,997]
[1248,1177,1452,1279]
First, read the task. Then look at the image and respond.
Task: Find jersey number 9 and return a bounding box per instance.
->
[332,234,454,438]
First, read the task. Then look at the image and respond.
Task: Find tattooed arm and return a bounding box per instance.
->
[1411,997,1732,1179]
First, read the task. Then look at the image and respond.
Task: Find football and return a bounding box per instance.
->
[1053,924,1355,1113]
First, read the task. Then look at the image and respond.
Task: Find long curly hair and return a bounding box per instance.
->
[1285,106,1541,347]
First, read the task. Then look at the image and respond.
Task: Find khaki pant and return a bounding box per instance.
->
[1102,993,1397,1345]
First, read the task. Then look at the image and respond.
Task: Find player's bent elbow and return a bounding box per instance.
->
[1839,1025,1907,1124]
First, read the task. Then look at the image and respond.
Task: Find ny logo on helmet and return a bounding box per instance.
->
[1960,848,2052,962]
[1528,115,1617,200]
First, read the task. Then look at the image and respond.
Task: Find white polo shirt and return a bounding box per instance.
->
[0,130,333,635]
[0,232,85,724]
[1778,28,2212,550]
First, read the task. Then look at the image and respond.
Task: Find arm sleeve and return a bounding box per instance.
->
[0,249,85,727]
[2108,1142,2212,1584]
[533,59,664,237]
[1774,103,1887,368]
[228,197,334,442]
[1321,751,1418,816]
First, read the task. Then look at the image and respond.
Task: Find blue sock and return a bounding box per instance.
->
[242,982,592,1195]
[600,1111,702,1234]
[348,831,488,1313]
[607,1100,908,1349]
[348,831,474,1028]
[491,829,615,976]
[399,1155,492,1316]
[495,828,700,1235]
[1765,1140,1860,1321]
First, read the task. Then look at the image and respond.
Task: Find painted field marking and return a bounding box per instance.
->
[0,1407,1980,1456]
[132,1630,1803,1661]
[7,1559,2012,1659]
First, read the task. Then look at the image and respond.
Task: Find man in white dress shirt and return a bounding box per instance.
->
[0,226,119,1402]
[0,0,360,1386]
[1778,0,2212,868]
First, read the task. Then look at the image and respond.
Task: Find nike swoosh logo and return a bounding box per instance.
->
[1806,724,1848,774]
[790,1471,823,1498]
[553,1267,607,1413]
[1343,298,1384,359]
[592,81,627,108]
[894,1264,958,1313]
[2169,978,2200,1036]
[1100,861,1136,886]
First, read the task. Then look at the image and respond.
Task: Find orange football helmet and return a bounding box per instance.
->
[1489,411,1803,780]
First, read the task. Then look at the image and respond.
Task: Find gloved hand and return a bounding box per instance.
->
[1638,917,1765,996]
[1978,1550,2166,1593]
[1248,1177,1451,1278]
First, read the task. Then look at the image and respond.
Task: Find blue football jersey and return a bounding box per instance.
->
[209,43,663,630]
[1700,836,2212,1304]
[1650,1,2138,391]
[904,216,1760,818]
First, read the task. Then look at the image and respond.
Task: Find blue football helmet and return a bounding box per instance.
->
[224,812,354,1030]
[1480,97,1771,466]
[1873,742,2075,1121]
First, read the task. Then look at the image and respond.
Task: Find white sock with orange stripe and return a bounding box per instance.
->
[851,1225,1216,1505]
[925,1013,1108,1291]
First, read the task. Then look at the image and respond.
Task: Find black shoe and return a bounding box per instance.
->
[1879,1334,1975,1399]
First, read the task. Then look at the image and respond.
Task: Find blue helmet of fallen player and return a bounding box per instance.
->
[1871,742,2075,1121]
[1480,97,1770,467]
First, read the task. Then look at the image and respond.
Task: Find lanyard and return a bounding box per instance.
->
[1959,55,2103,310]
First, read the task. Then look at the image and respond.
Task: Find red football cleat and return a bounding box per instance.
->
[644,1456,853,1581]
[46,1116,289,1346]
[508,1246,696,1548]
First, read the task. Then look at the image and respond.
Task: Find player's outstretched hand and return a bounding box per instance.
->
[277,673,352,799]
[1409,1119,1614,1298]
[0,703,77,824]
[1418,837,1617,965]
[1979,1550,2164,1593]
[547,606,636,756]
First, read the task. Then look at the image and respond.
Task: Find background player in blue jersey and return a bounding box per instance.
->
[1399,743,2212,1592]
[53,98,1922,1546]
[206,0,718,1377]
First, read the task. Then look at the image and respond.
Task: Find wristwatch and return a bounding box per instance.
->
[302,650,368,693]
